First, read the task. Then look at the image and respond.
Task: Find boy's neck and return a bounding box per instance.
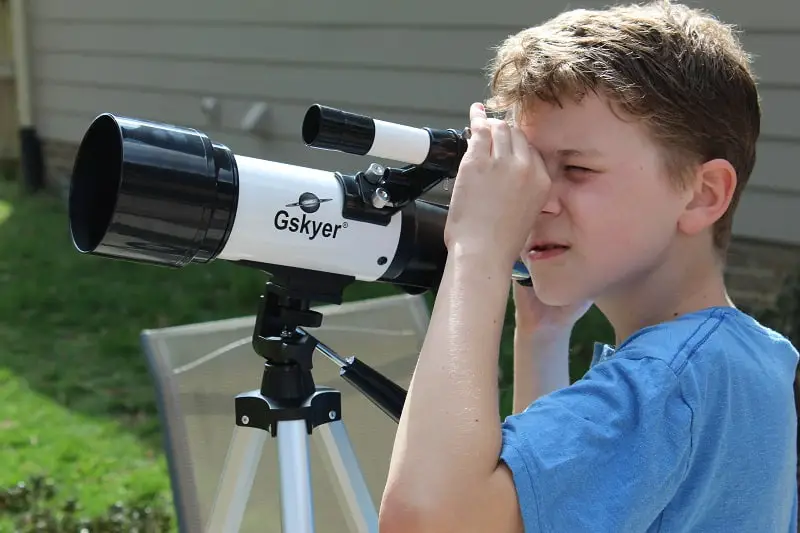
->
[595,242,735,347]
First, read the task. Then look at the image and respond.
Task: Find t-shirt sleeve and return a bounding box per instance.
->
[499,354,694,533]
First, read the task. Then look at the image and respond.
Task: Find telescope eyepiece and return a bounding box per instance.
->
[68,113,238,267]
[302,104,376,156]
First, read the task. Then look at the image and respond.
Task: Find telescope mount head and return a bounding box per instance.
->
[246,266,353,406]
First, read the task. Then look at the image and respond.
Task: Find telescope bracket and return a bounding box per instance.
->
[334,163,450,226]
[235,265,353,436]
[234,386,342,437]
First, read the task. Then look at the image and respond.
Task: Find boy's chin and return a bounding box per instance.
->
[532,279,588,308]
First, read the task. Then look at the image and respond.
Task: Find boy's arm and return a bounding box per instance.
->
[512,327,572,413]
[379,249,695,533]
[379,248,524,533]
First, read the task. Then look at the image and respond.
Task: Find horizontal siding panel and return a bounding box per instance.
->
[746,33,800,86]
[30,22,502,74]
[0,61,13,81]
[0,81,19,159]
[751,140,799,193]
[22,0,629,27]
[29,21,800,86]
[33,84,469,139]
[760,89,800,140]
[698,0,800,31]
[0,2,12,63]
[32,56,799,139]
[28,0,800,30]
[32,53,485,117]
[732,187,800,245]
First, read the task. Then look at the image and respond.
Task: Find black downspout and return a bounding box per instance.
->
[19,126,44,193]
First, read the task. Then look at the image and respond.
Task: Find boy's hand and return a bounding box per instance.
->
[444,103,551,266]
[513,280,592,337]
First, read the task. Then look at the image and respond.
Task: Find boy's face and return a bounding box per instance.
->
[517,92,691,306]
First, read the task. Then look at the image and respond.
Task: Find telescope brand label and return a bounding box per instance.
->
[274,192,347,240]
[285,192,332,214]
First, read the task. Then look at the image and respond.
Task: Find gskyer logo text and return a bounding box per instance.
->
[274,192,347,241]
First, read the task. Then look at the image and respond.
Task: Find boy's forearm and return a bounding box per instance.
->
[512,328,572,413]
[381,246,511,526]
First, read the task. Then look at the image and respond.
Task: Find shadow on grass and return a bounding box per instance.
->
[0,181,401,453]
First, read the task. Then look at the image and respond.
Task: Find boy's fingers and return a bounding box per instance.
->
[466,103,491,155]
[509,127,530,160]
[469,102,487,122]
[488,118,511,158]
[527,143,549,177]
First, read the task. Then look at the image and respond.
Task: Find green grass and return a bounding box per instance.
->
[0,175,611,531]
[0,179,404,531]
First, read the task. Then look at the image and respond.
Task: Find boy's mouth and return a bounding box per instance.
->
[527,242,570,261]
[529,242,570,252]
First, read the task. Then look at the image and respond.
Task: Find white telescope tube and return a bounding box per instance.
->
[368,119,430,165]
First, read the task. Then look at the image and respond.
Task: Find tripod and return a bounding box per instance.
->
[205,269,408,533]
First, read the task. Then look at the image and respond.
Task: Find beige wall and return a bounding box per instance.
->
[22,0,800,307]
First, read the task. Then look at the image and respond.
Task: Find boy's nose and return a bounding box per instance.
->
[539,186,562,215]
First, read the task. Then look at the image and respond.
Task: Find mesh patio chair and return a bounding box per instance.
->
[141,292,431,533]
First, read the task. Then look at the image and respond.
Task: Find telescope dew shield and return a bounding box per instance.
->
[68,114,238,267]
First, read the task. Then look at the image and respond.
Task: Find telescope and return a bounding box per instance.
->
[67,104,531,533]
[68,105,472,294]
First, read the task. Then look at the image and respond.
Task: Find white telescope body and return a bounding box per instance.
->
[217,155,402,281]
[68,113,449,293]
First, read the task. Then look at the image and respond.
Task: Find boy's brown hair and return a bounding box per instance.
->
[484,0,761,254]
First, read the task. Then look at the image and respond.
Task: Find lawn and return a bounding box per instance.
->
[0,177,407,531]
[0,175,611,531]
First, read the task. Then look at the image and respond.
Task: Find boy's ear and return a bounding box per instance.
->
[677,159,737,236]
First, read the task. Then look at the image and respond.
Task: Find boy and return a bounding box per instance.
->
[378,1,799,532]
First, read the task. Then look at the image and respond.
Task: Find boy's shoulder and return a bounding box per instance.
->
[592,306,798,379]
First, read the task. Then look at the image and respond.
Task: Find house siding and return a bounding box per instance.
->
[25,0,800,308]
[0,0,18,162]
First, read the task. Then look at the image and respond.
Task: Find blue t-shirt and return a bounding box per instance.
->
[500,306,799,532]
